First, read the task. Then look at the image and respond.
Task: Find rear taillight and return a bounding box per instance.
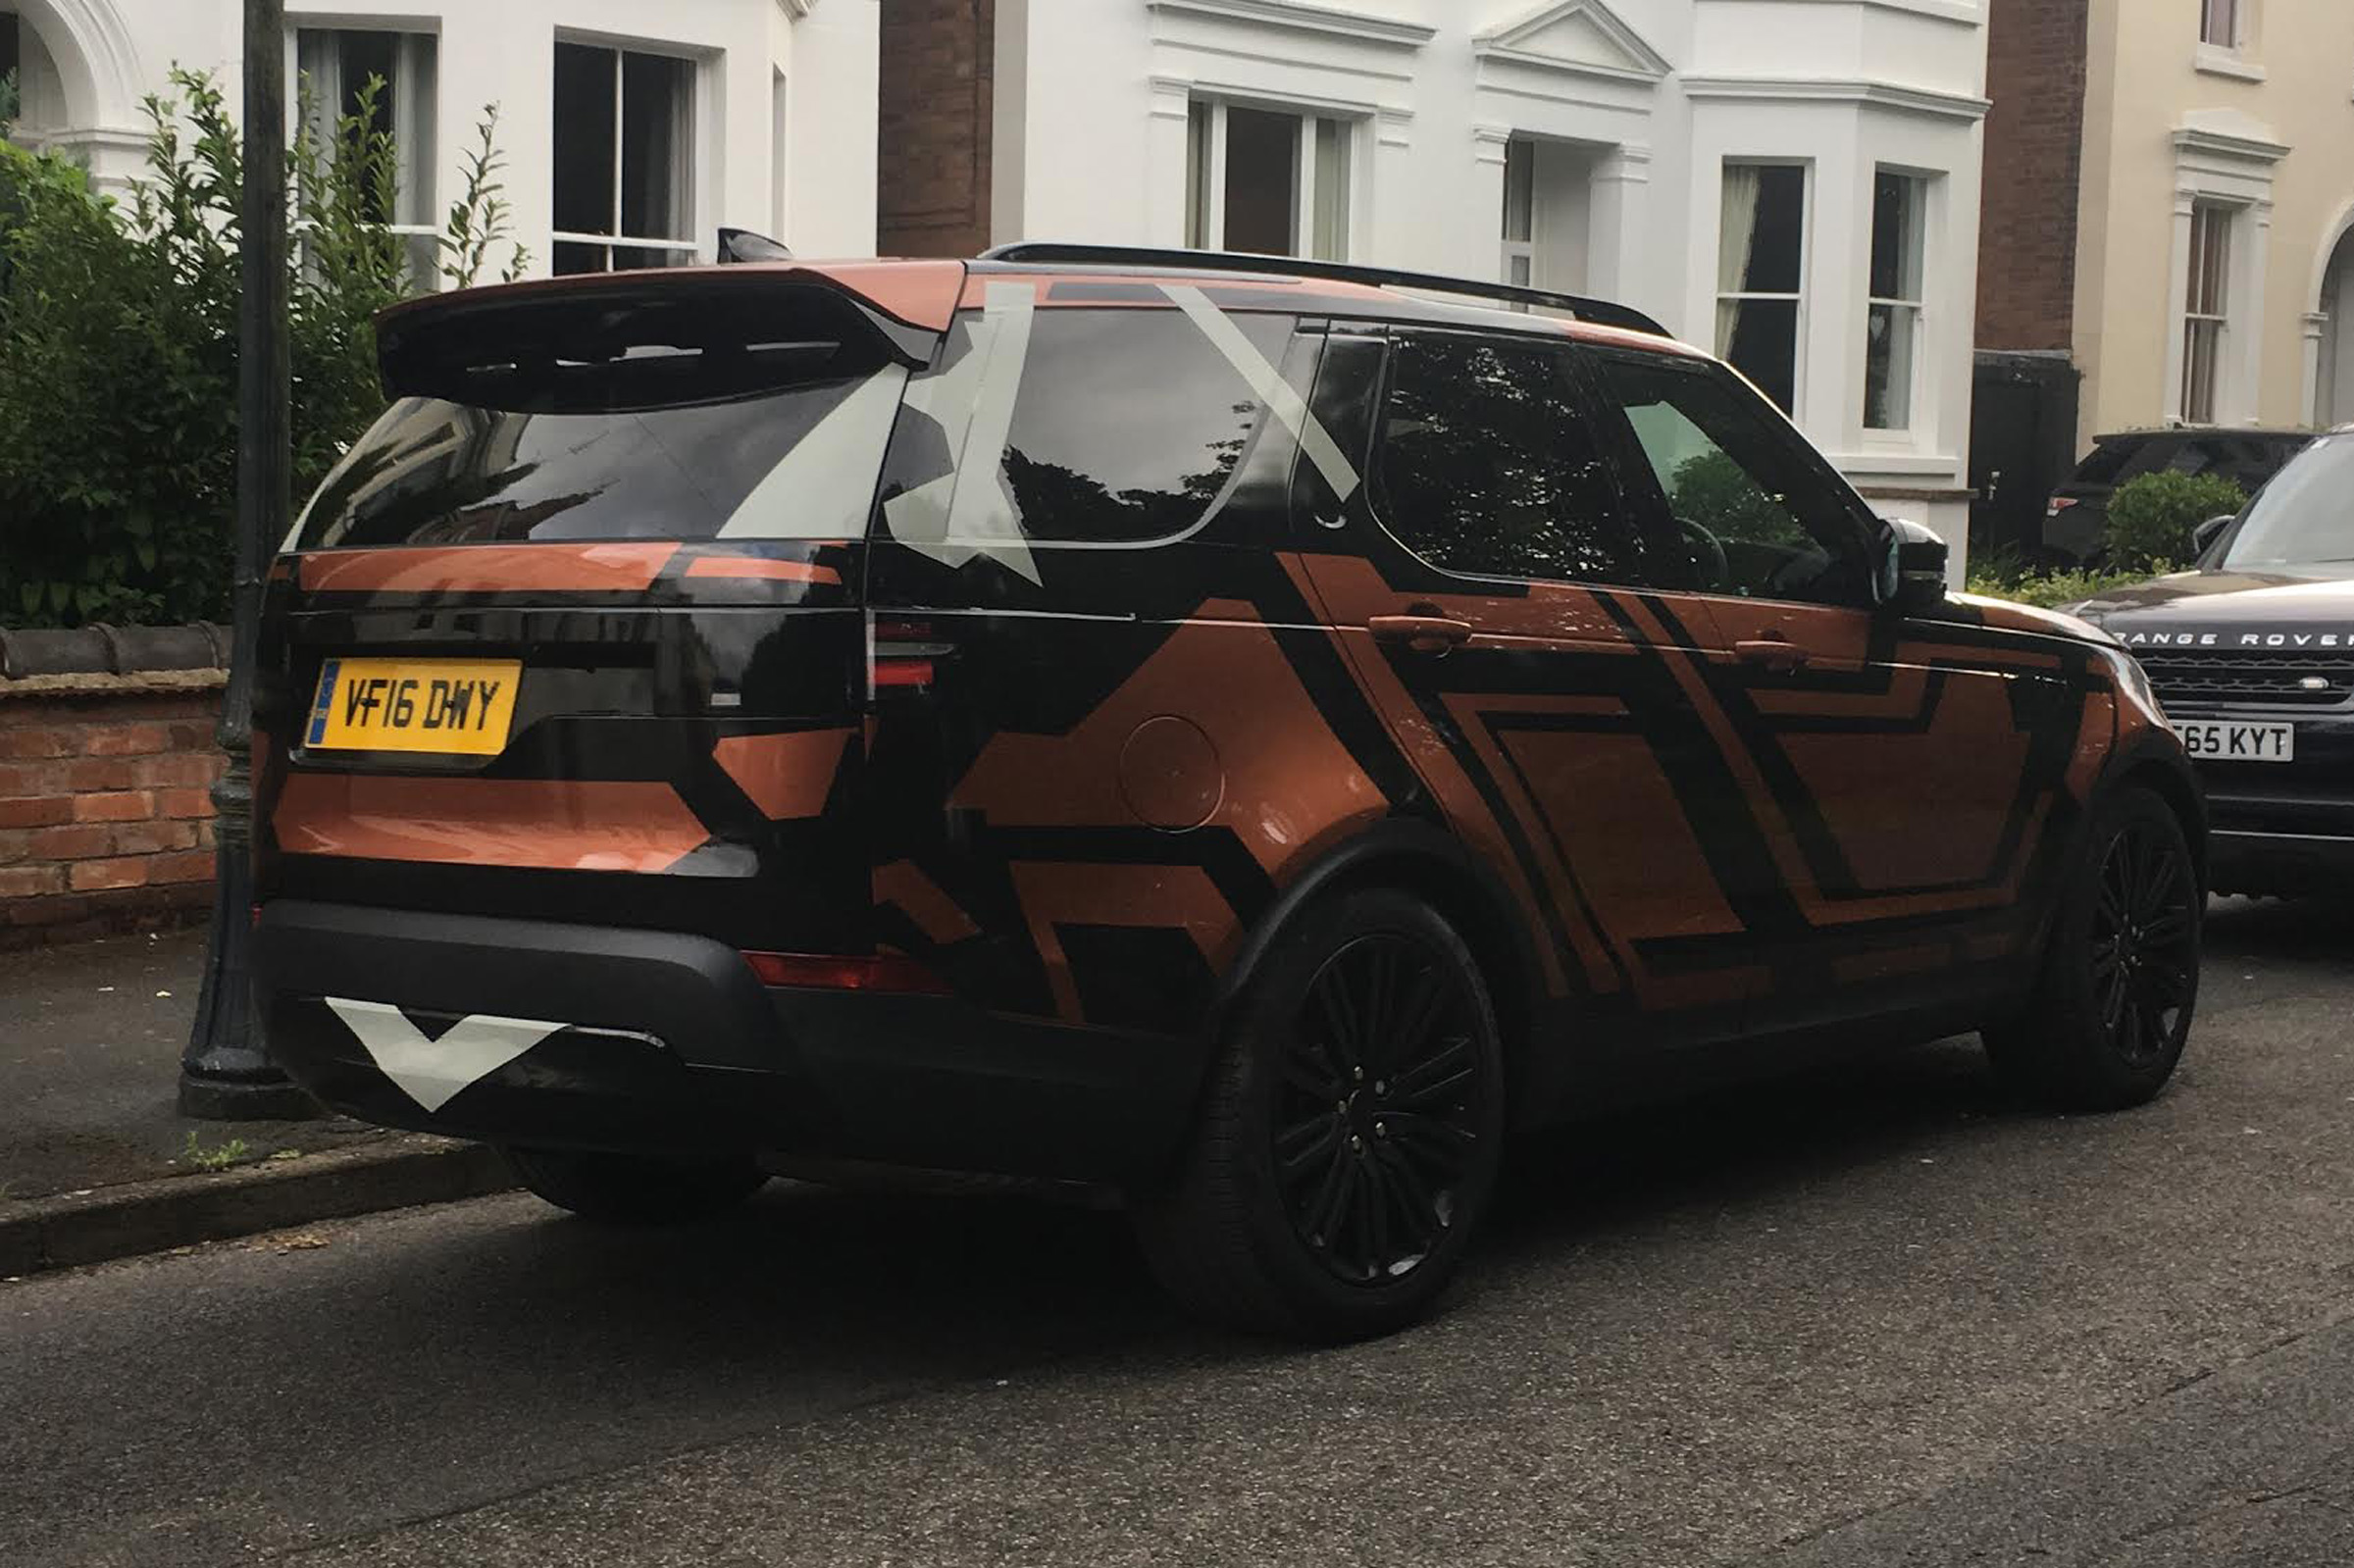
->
[867,614,952,696]
[2047,497,2077,516]
[742,951,949,994]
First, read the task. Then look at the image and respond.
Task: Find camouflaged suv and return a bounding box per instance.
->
[254,245,2204,1340]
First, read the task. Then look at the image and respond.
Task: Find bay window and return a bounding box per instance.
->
[1716,163,1807,414]
[1865,171,1927,431]
[553,41,696,275]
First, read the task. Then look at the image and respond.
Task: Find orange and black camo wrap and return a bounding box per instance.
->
[252,260,2178,1106]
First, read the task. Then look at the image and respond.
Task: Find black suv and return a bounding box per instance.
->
[2044,428,2312,565]
[2072,430,2354,895]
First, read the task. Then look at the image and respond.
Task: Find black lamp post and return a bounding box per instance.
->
[180,0,314,1119]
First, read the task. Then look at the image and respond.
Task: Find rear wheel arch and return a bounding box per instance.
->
[1218,822,1544,1109]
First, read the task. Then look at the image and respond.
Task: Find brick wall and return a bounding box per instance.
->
[878,0,995,258]
[1976,0,2091,352]
[0,680,223,947]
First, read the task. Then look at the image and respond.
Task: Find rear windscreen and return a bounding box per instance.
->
[295,289,909,549]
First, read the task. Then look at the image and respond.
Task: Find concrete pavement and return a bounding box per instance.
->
[2,895,2350,1566]
[1,927,377,1201]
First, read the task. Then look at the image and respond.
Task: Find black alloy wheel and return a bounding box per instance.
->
[1276,934,1487,1285]
[1133,886,1507,1341]
[2091,815,2199,1070]
[1984,784,2201,1111]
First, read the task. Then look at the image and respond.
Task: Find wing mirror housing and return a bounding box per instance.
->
[1878,519,1950,616]
[2191,514,2234,558]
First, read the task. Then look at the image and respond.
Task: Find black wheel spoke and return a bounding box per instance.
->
[1384,1111,1476,1177]
[1371,1140,1443,1251]
[1389,1037,1474,1110]
[1276,1116,1343,1184]
[1273,930,1490,1286]
[1303,1138,1354,1247]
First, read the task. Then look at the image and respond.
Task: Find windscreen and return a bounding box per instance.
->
[295,287,910,549]
[2218,434,2354,570]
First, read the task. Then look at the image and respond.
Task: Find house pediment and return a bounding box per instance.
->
[1474,0,1670,83]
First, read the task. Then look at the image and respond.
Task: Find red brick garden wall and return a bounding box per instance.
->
[0,679,223,947]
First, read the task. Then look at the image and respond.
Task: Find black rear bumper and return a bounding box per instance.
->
[255,900,1208,1183]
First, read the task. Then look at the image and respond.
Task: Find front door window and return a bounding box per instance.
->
[1595,352,1875,607]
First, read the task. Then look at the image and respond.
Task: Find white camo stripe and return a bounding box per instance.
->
[1156,282,1362,504]
[327,998,564,1115]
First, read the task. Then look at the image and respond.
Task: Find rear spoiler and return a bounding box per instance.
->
[376,266,957,409]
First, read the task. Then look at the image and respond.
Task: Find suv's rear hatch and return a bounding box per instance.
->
[255,265,958,955]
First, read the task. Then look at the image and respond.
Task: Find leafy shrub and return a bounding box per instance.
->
[1965,563,2176,610]
[2104,471,2246,574]
[0,69,522,628]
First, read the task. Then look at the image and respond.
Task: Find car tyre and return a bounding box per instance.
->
[503,1146,769,1225]
[1984,785,2201,1111]
[1132,886,1507,1342]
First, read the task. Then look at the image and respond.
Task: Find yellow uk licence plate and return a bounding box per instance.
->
[305,658,522,756]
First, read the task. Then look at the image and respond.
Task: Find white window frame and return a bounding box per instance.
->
[2180,199,2234,424]
[1183,96,1354,261]
[2201,0,2241,48]
[550,38,701,272]
[1864,169,1929,434]
[290,27,440,281]
[1715,159,1811,417]
[1502,136,1536,287]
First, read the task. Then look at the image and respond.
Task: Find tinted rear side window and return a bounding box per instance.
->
[1373,332,1640,583]
[1001,309,1293,543]
[2070,438,2146,487]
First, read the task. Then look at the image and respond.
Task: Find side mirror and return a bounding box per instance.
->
[2191,514,2234,557]
[1878,519,1950,616]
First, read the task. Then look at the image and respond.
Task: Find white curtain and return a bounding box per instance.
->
[1716,165,1763,357]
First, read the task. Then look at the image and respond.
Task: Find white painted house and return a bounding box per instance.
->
[8,0,1989,567]
[0,0,881,267]
[901,0,1993,567]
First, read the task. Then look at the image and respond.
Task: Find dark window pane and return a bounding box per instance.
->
[614,245,688,272]
[301,298,899,547]
[1376,335,1641,584]
[1723,297,1799,413]
[1868,173,1913,299]
[1600,353,1871,606]
[553,42,616,238]
[986,309,1290,543]
[621,51,691,241]
[1742,165,1806,294]
[1,17,20,87]
[1223,106,1299,256]
[552,241,608,276]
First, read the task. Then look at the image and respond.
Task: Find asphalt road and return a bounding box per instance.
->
[5,896,2352,1567]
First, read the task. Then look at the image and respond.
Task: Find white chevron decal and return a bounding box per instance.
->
[326,999,565,1114]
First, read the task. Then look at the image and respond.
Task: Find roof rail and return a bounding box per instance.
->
[978,242,1670,338]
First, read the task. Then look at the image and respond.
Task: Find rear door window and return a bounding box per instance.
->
[1371,331,1646,584]
[880,305,1297,552]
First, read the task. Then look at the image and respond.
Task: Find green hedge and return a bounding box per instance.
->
[2104,470,2246,574]
[0,70,521,628]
